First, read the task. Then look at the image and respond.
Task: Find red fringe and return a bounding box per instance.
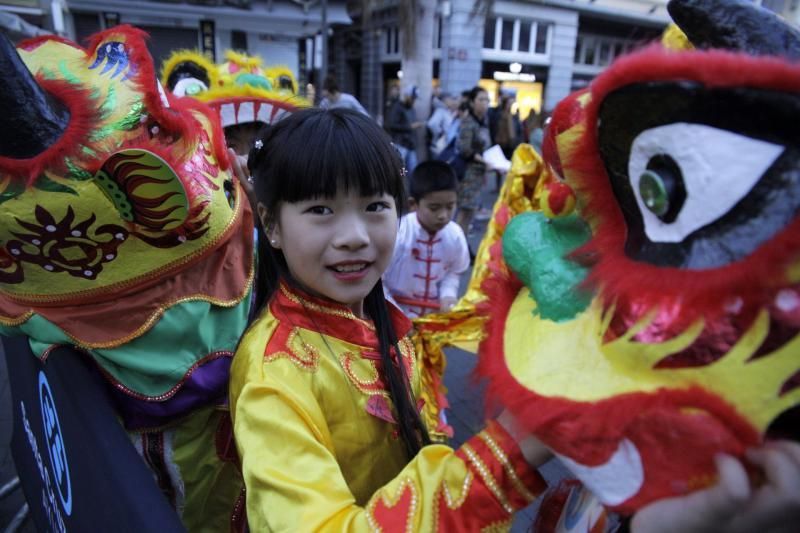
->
[565,46,800,321]
[17,34,81,52]
[0,78,98,183]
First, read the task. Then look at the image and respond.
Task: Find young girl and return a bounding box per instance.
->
[229,108,800,531]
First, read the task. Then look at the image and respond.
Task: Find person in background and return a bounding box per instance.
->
[426,92,458,158]
[455,86,491,236]
[319,74,369,116]
[492,94,521,192]
[384,160,469,317]
[386,84,423,174]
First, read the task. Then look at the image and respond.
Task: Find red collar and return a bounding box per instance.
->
[270,282,413,348]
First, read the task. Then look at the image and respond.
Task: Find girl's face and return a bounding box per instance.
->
[267,189,398,318]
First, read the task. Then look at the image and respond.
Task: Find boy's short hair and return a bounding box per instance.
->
[410,160,458,200]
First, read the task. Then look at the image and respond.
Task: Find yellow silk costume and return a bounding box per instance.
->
[230,284,546,531]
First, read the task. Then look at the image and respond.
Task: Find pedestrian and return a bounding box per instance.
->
[492,93,522,192]
[386,84,422,174]
[383,160,469,317]
[319,74,369,115]
[426,92,458,158]
[455,86,491,236]
[227,108,800,532]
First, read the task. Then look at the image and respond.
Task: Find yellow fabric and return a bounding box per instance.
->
[230,300,530,531]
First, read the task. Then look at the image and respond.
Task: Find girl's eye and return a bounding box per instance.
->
[366,201,392,212]
[305,205,332,215]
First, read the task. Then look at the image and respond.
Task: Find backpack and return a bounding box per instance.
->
[435,137,468,181]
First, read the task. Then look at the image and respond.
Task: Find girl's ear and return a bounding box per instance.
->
[407,197,418,212]
[257,202,281,248]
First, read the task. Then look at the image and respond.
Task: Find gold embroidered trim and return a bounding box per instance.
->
[263,328,320,371]
[340,351,389,398]
[365,477,418,533]
[481,518,513,533]
[442,471,473,509]
[0,310,34,327]
[280,283,375,330]
[0,222,255,350]
[90,350,234,402]
[433,471,474,531]
[461,443,513,514]
[479,431,537,502]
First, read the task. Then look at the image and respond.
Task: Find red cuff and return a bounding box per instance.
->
[456,420,548,514]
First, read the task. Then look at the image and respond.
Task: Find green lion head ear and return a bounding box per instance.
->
[95,149,190,231]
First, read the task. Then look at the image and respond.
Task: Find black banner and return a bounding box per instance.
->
[200,19,216,62]
[4,337,185,532]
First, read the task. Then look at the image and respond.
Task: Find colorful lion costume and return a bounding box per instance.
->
[420,0,800,521]
[160,49,309,137]
[0,27,251,531]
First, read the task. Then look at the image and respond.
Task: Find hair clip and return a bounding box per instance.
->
[400,167,408,178]
[254,139,264,150]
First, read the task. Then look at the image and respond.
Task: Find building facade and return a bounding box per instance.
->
[1,0,351,96]
[343,0,673,120]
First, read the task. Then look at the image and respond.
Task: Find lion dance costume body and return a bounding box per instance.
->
[0,27,253,531]
[418,0,800,528]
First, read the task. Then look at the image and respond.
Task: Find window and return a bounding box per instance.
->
[483,17,550,55]
[518,21,531,52]
[231,30,247,53]
[500,19,514,50]
[534,24,549,54]
[484,17,497,49]
[574,34,637,67]
[385,26,399,55]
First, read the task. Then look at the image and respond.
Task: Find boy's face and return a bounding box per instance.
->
[413,190,458,234]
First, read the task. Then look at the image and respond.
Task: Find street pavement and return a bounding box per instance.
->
[0,173,568,532]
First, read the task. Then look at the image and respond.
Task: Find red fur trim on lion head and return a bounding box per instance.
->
[564,46,800,321]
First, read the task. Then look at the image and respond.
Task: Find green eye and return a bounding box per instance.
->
[639,170,669,217]
[186,83,203,96]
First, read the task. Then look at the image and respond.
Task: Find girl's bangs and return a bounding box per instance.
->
[270,110,404,205]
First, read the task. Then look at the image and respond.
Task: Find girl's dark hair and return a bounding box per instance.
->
[247,108,430,457]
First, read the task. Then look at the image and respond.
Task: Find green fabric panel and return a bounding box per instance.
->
[0,294,250,396]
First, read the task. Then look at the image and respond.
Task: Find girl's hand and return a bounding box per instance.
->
[631,440,800,533]
[228,148,258,217]
[496,410,553,468]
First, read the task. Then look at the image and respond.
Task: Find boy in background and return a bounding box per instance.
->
[384,161,470,317]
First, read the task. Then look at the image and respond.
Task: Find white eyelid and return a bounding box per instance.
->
[628,123,784,243]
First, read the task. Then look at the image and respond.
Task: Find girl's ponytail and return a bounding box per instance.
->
[364,280,431,458]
